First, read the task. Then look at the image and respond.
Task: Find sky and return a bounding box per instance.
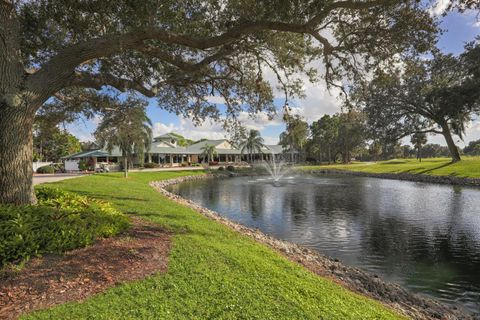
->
[67,3,480,147]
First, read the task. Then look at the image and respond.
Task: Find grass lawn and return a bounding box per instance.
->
[298,157,480,178]
[24,171,404,319]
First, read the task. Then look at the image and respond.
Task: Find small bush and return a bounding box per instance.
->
[218,166,225,171]
[78,160,88,171]
[0,187,129,267]
[180,162,188,167]
[144,162,159,168]
[226,165,235,172]
[51,163,65,173]
[209,161,219,166]
[36,165,55,174]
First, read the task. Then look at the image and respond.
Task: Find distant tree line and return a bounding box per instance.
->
[280,110,480,164]
[283,40,480,164]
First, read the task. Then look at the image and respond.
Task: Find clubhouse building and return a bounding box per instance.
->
[63,133,286,171]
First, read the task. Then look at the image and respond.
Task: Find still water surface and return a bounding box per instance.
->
[168,175,480,314]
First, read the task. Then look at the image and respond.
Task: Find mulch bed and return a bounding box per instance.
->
[0,217,171,320]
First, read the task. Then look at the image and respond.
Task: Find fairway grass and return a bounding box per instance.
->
[24,171,404,319]
[299,157,480,178]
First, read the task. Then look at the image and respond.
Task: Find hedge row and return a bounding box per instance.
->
[0,187,129,267]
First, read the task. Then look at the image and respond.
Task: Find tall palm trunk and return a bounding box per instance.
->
[122,151,128,178]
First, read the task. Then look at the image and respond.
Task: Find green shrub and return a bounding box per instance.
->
[0,187,129,267]
[144,162,159,168]
[36,165,55,174]
[218,166,225,171]
[226,165,235,172]
[78,160,88,171]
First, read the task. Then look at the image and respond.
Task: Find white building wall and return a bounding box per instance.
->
[65,160,80,171]
[33,162,53,172]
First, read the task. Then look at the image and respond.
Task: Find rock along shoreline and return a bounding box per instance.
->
[150,173,471,320]
[302,168,480,188]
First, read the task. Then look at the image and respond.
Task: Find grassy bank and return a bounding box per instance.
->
[299,157,480,178]
[24,171,403,319]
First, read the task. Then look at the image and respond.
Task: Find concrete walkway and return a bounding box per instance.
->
[33,165,244,185]
[33,173,86,185]
[129,166,207,172]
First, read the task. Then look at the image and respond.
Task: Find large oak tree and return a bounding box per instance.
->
[353,46,480,162]
[0,0,436,204]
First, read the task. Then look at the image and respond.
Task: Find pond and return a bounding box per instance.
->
[167,174,480,314]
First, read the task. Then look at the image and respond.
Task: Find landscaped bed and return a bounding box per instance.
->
[0,217,170,320]
[8,171,407,320]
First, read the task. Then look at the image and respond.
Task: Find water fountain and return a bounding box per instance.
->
[260,152,291,184]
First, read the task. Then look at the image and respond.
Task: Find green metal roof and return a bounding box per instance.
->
[63,136,284,159]
[185,139,228,154]
[154,133,179,141]
[62,149,111,159]
[263,145,284,154]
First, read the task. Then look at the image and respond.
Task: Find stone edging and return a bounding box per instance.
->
[302,169,480,187]
[150,174,469,320]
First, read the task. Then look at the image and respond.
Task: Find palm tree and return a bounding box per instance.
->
[94,97,152,178]
[200,144,217,164]
[239,129,265,163]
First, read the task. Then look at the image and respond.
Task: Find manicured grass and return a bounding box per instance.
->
[299,157,480,178]
[24,171,404,319]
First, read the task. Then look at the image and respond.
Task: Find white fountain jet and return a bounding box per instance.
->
[261,152,291,183]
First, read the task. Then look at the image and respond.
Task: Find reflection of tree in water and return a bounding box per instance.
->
[244,184,265,219]
[176,176,480,313]
[356,188,480,308]
[282,187,309,223]
[199,180,222,208]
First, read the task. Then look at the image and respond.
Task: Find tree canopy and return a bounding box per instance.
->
[94,97,153,177]
[351,43,480,162]
[0,0,439,204]
[33,127,81,162]
[239,129,265,162]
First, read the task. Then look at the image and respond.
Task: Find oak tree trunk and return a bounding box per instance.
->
[0,2,37,204]
[0,106,36,204]
[440,122,461,162]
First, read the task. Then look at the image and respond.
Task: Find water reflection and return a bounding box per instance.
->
[168,175,480,314]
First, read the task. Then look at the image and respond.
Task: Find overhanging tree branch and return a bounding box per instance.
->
[26,0,398,106]
[69,72,158,97]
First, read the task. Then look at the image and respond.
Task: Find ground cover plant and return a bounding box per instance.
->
[0,187,129,267]
[299,157,480,178]
[23,171,404,319]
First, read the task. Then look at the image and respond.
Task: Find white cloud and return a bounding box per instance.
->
[294,85,342,122]
[65,119,97,142]
[263,136,279,145]
[237,111,282,130]
[152,117,226,140]
[429,0,451,16]
[205,96,226,104]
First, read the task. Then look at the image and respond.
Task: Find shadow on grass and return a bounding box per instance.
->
[67,190,150,202]
[379,160,408,165]
[415,161,454,175]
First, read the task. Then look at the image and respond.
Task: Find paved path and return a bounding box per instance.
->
[33,165,246,185]
[129,166,209,172]
[33,174,86,185]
